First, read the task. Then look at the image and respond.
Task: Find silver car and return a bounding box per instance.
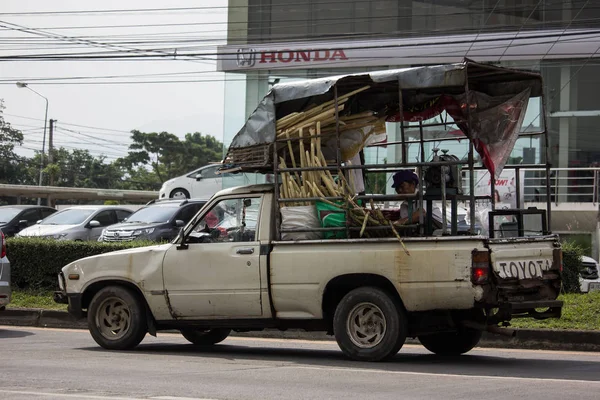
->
[16,205,133,241]
[0,232,10,310]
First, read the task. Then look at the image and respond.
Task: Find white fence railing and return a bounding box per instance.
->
[458,167,600,204]
[521,168,599,204]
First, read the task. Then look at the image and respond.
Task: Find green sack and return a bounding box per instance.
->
[315,201,347,239]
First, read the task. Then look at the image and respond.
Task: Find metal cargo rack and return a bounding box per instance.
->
[223,59,551,241]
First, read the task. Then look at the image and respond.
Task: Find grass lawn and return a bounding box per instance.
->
[509,291,600,330]
[7,290,600,330]
[9,290,67,311]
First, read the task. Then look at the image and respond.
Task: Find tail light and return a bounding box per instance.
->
[471,250,490,285]
[1,232,6,258]
[553,248,563,272]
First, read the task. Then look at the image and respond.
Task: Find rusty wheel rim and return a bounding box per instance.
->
[346,302,387,349]
[95,297,131,341]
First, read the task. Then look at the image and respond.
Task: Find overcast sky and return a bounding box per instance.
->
[0,0,228,162]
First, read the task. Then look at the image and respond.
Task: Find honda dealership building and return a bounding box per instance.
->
[217,0,600,204]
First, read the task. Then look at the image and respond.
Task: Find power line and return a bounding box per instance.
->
[2,28,598,63]
[0,20,217,66]
[0,1,573,16]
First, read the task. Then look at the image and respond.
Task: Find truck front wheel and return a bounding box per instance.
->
[418,329,482,356]
[87,286,148,350]
[180,328,231,345]
[333,287,407,362]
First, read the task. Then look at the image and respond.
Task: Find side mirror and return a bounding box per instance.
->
[244,199,252,207]
[18,220,28,227]
[36,219,42,224]
[195,173,203,181]
[175,219,185,227]
[89,220,101,228]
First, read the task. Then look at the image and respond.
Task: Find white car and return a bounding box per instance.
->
[580,255,600,293]
[158,165,223,200]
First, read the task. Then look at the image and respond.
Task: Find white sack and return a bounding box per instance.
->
[281,205,322,241]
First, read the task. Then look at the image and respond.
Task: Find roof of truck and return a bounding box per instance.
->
[216,184,273,196]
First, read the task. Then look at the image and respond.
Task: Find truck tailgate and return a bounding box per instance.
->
[486,236,561,304]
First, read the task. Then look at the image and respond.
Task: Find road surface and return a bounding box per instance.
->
[1,326,599,400]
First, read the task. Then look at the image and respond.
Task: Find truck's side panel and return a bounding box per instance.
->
[270,240,484,317]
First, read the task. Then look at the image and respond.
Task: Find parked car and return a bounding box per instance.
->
[159,165,223,200]
[98,198,208,243]
[580,255,600,293]
[0,232,10,310]
[0,205,57,237]
[16,205,133,241]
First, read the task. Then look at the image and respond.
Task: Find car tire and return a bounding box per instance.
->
[87,286,148,350]
[170,188,190,199]
[180,328,231,345]
[418,328,482,356]
[333,286,407,362]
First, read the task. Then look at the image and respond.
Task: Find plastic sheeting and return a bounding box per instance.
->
[228,60,543,151]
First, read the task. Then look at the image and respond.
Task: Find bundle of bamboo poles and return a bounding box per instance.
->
[278,122,340,206]
[277,123,409,254]
[276,86,386,142]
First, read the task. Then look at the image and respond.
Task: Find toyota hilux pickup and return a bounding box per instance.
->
[55,184,562,361]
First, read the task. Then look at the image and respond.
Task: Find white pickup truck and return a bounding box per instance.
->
[55,184,562,361]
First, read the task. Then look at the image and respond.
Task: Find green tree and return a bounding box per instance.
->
[119,130,223,184]
[43,147,123,189]
[0,100,26,184]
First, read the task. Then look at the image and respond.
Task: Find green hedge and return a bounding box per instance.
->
[561,241,585,294]
[6,238,155,291]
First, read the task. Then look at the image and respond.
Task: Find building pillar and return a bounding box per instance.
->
[558,65,571,203]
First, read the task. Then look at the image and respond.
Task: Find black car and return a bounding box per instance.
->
[98,198,208,242]
[0,205,57,237]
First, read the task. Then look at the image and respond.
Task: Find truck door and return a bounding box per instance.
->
[162,196,263,318]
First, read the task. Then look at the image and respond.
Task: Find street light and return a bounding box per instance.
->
[16,82,48,205]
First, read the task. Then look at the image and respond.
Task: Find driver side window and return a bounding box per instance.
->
[190,197,260,243]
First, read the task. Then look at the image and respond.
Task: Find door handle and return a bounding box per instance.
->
[236,248,254,255]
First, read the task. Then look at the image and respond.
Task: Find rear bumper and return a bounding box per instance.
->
[0,282,10,307]
[486,300,563,323]
[0,259,11,308]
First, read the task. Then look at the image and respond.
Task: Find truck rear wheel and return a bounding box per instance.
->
[87,286,148,350]
[333,287,407,362]
[180,328,231,345]
[418,328,482,356]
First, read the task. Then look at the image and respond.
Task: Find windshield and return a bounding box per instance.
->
[41,208,95,225]
[0,208,22,223]
[124,206,177,224]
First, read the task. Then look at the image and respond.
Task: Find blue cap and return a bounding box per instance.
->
[392,170,419,188]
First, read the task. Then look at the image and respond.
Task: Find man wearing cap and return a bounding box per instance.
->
[391,170,424,226]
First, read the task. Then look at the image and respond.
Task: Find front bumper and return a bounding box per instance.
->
[54,291,85,319]
[54,272,85,319]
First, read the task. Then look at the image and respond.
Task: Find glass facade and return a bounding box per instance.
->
[223,0,600,201]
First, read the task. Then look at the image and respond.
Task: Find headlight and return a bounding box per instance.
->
[133,228,155,236]
[52,233,68,240]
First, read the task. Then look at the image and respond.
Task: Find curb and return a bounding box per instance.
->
[2,308,600,352]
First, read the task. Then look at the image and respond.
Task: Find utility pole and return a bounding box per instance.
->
[48,119,55,186]
[16,82,48,205]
